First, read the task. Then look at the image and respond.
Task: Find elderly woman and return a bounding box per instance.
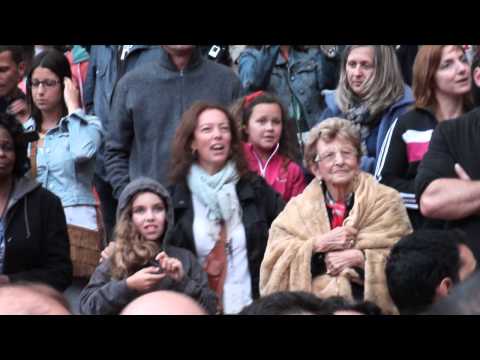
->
[260,118,412,314]
[320,45,414,174]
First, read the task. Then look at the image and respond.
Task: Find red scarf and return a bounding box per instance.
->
[327,201,347,229]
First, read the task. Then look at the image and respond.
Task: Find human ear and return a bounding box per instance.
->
[473,67,480,88]
[435,277,453,301]
[17,61,26,79]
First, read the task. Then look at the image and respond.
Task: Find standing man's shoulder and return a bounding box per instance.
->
[435,107,480,148]
[202,58,239,79]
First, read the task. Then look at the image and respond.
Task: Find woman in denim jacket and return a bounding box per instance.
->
[238,46,340,159]
[24,50,102,278]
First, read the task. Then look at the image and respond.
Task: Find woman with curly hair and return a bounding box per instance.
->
[78,177,216,315]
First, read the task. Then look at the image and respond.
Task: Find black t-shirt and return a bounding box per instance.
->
[415,107,480,258]
[0,97,7,114]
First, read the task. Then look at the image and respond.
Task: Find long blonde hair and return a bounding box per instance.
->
[110,194,161,280]
[336,45,405,117]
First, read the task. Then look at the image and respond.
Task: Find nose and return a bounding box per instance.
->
[145,209,155,221]
[265,121,274,131]
[457,60,469,74]
[213,126,223,139]
[352,65,363,78]
[36,84,46,95]
[333,152,346,165]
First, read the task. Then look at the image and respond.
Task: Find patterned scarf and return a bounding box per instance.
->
[344,103,375,146]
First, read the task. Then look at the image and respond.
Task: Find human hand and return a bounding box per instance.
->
[63,77,81,115]
[325,249,365,276]
[314,226,358,253]
[126,266,166,293]
[156,252,185,282]
[7,99,30,123]
[99,242,116,263]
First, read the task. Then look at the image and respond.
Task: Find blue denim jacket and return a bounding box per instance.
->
[238,46,338,130]
[24,109,103,207]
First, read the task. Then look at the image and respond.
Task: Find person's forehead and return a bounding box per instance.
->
[0,50,16,65]
[317,137,354,149]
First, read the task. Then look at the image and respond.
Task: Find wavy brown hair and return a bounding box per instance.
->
[230,91,300,169]
[110,193,161,280]
[413,45,473,112]
[169,101,250,185]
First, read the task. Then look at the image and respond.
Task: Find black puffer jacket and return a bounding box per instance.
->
[169,173,285,299]
[4,177,73,291]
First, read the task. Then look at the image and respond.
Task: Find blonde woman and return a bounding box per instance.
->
[320,45,414,174]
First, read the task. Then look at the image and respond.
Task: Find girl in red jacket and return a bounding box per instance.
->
[232,91,306,202]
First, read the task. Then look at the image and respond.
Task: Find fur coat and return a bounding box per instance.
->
[259,172,412,314]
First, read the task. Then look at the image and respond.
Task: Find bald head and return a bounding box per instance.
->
[0,284,71,315]
[121,291,207,315]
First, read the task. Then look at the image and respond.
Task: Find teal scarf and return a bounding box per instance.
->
[187,161,240,222]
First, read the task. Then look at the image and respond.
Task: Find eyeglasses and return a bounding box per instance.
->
[315,148,357,164]
[31,79,61,89]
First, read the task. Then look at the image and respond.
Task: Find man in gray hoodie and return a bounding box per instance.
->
[84,45,164,243]
[105,45,242,198]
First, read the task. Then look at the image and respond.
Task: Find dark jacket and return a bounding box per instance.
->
[83,45,164,181]
[415,108,480,258]
[321,85,414,174]
[78,177,217,315]
[105,47,242,198]
[375,108,438,229]
[78,245,216,315]
[168,173,285,299]
[4,177,73,291]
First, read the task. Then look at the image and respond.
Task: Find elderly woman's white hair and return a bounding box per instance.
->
[304,117,365,170]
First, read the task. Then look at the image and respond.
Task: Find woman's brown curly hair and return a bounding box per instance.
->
[169,101,250,185]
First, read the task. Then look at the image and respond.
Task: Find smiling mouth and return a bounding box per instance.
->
[210,144,225,151]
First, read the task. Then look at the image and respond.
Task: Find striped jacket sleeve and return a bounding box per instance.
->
[375,117,418,210]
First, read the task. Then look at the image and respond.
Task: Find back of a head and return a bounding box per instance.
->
[472,50,480,107]
[0,283,71,315]
[120,291,207,315]
[239,291,330,315]
[425,271,480,315]
[386,230,461,315]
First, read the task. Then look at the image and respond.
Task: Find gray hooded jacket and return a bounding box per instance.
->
[78,177,217,315]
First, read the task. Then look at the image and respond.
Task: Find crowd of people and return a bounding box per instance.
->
[0,44,480,315]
